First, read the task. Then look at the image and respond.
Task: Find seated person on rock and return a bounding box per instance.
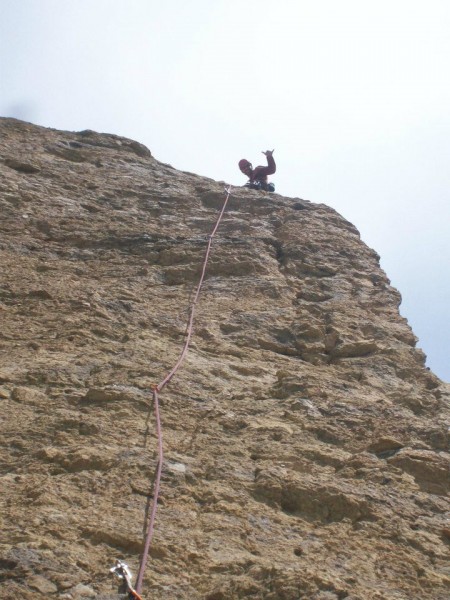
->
[238,150,276,192]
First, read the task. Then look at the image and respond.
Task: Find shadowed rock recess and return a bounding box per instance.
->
[0,117,449,600]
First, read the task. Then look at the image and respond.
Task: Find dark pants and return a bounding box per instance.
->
[244,181,275,192]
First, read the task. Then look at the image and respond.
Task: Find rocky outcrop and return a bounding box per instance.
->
[0,117,449,599]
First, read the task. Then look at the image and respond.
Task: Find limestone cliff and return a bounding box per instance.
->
[0,117,449,600]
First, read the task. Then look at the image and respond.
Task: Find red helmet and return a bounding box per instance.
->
[238,159,251,171]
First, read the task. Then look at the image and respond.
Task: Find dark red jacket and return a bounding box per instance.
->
[250,154,276,183]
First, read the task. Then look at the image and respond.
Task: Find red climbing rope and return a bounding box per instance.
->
[134,387,163,595]
[134,186,232,596]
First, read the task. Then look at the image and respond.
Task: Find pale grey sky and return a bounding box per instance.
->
[1,0,449,380]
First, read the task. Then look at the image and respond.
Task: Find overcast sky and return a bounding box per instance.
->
[1,0,449,380]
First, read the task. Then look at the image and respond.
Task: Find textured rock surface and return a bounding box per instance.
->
[0,117,449,599]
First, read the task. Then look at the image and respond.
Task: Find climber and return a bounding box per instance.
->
[238,150,276,192]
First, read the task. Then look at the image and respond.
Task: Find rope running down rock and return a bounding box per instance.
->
[134,186,233,596]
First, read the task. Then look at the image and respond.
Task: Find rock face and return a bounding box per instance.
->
[0,117,449,600]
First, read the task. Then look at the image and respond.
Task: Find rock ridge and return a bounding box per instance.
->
[0,117,449,599]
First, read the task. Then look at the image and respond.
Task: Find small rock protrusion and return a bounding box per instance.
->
[27,575,58,594]
[4,158,40,173]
